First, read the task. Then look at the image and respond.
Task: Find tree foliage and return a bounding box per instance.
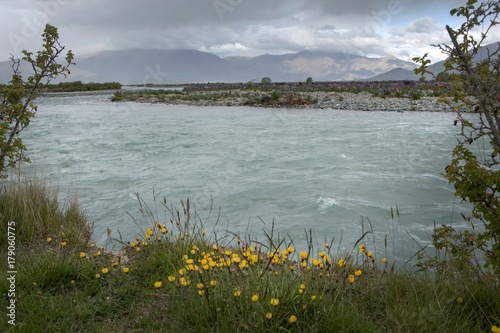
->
[414,0,500,274]
[0,24,73,178]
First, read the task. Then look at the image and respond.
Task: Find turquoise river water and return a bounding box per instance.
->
[21,92,473,263]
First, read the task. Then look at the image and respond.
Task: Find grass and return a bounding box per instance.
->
[1,177,499,332]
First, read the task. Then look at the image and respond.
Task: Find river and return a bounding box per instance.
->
[21,92,471,262]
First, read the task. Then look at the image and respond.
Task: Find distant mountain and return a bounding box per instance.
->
[368,42,499,81]
[0,48,418,84]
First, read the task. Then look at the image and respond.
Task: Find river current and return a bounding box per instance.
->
[22,93,471,262]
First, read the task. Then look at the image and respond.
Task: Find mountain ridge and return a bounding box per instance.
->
[0,48,420,84]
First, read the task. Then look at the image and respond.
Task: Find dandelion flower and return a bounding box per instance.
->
[234,290,241,297]
[123,267,130,273]
[492,325,500,333]
[210,280,217,286]
[70,280,75,285]
[270,298,279,306]
[348,274,355,284]
[324,242,329,248]
[311,295,317,301]
[94,251,101,257]
[95,274,101,279]
[287,246,295,253]
[154,281,162,288]
[266,312,273,320]
[338,258,345,267]
[300,251,308,260]
[300,283,306,289]
[457,297,463,303]
[196,283,204,289]
[168,276,176,282]
[146,228,154,236]
[101,267,109,274]
[251,294,259,302]
[61,241,67,247]
[354,269,362,277]
[288,315,297,323]
[367,251,373,258]
[46,237,52,243]
[298,289,304,295]
[198,290,204,296]
[381,257,387,263]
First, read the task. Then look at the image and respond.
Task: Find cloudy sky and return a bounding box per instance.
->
[1,0,498,63]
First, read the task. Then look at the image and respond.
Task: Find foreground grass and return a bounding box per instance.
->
[1,179,499,332]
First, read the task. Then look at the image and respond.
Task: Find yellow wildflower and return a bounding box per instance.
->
[266,312,273,320]
[338,258,345,267]
[300,283,306,289]
[287,246,295,253]
[210,280,217,286]
[95,274,100,279]
[251,294,259,302]
[298,288,304,295]
[324,242,329,248]
[146,228,154,236]
[270,298,279,306]
[355,269,362,277]
[318,251,326,257]
[234,290,241,297]
[101,267,109,274]
[167,276,176,282]
[61,241,67,247]
[46,237,52,243]
[381,257,387,263]
[70,280,75,285]
[196,283,204,289]
[288,315,297,323]
[367,251,373,258]
[79,252,86,258]
[160,227,167,234]
[300,251,308,260]
[179,277,190,286]
[123,267,129,273]
[94,250,101,257]
[311,295,317,301]
[348,274,355,284]
[154,281,162,288]
[198,290,204,296]
[492,325,500,333]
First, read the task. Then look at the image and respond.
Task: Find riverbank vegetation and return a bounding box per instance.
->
[40,81,122,93]
[0,178,499,332]
[110,80,447,106]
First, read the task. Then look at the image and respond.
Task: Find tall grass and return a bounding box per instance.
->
[0,179,499,332]
[0,176,91,248]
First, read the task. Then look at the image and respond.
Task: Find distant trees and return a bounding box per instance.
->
[41,81,122,92]
[261,77,272,84]
[0,24,73,178]
[414,0,500,275]
[306,77,313,84]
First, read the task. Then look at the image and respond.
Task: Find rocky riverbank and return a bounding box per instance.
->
[113,80,465,112]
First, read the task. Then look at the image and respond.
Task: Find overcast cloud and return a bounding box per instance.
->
[1,0,498,64]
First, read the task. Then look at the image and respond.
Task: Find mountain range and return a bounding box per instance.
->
[0,49,425,84]
[2,43,497,85]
